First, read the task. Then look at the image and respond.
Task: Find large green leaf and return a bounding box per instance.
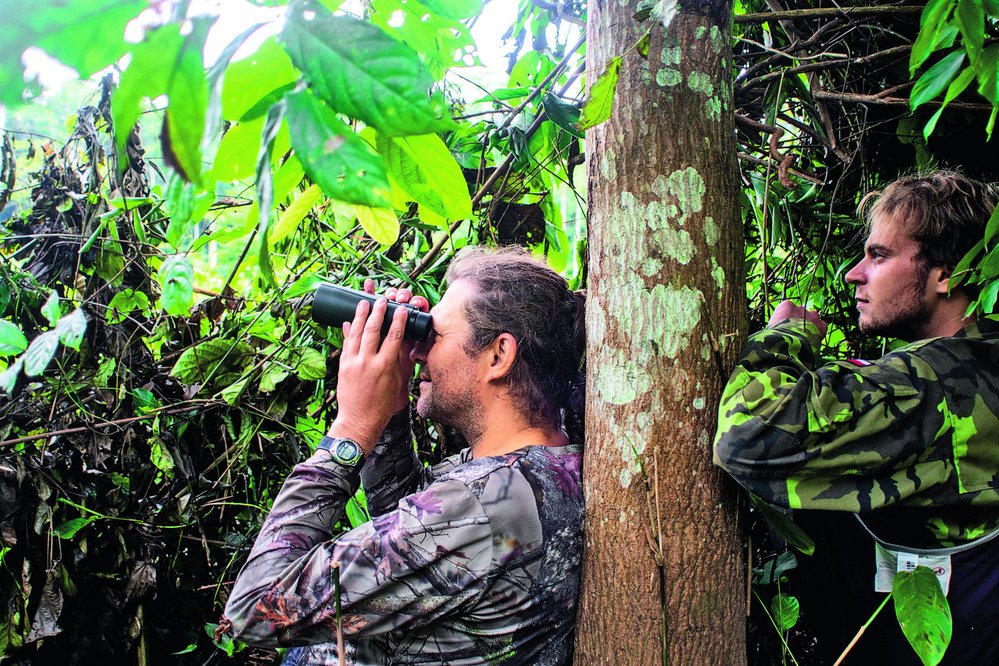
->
[221,36,298,122]
[106,289,150,324]
[160,21,212,185]
[749,495,815,555]
[975,44,998,104]
[377,134,472,220]
[911,51,966,111]
[418,0,483,20]
[170,339,254,386]
[270,184,324,244]
[770,593,799,632]
[55,309,88,351]
[955,0,984,62]
[209,117,265,182]
[111,25,184,157]
[922,66,976,138]
[910,0,958,75]
[2,0,145,106]
[285,89,391,207]
[22,330,59,377]
[0,320,27,356]
[157,256,195,316]
[894,566,952,666]
[353,205,399,245]
[281,6,455,136]
[579,56,622,130]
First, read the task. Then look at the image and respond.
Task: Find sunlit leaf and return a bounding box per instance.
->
[285,89,391,207]
[922,66,976,138]
[377,134,472,220]
[281,5,455,136]
[293,347,327,380]
[55,309,88,351]
[894,566,952,666]
[579,56,622,130]
[0,359,22,394]
[53,517,96,540]
[41,291,61,327]
[149,437,175,479]
[419,0,482,20]
[23,330,59,377]
[910,0,958,75]
[954,0,984,62]
[0,320,27,356]
[770,593,800,632]
[270,184,324,244]
[911,51,965,111]
[106,289,150,324]
[209,118,265,182]
[353,205,399,245]
[221,36,298,122]
[171,339,254,386]
[157,256,195,316]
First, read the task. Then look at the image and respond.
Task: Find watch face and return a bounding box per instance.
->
[334,439,361,464]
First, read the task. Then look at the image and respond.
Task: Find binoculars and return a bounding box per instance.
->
[312,283,433,342]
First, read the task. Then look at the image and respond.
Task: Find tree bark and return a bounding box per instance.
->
[576,1,746,664]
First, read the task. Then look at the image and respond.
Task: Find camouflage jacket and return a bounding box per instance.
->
[713,317,999,546]
[223,411,584,665]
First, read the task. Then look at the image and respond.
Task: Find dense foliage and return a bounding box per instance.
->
[0,0,995,662]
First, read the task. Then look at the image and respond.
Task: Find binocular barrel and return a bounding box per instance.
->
[312,284,433,342]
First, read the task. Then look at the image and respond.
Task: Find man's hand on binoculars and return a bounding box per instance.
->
[326,281,429,455]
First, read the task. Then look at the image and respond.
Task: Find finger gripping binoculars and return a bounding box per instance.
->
[312,284,433,342]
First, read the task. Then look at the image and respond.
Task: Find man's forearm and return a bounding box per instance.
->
[361,408,423,516]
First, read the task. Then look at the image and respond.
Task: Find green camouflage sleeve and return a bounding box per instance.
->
[713,318,952,513]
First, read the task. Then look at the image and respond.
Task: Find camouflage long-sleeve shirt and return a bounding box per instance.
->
[223,411,584,665]
[713,317,999,546]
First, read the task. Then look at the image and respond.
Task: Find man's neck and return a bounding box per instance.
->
[918,299,975,339]
[463,395,568,458]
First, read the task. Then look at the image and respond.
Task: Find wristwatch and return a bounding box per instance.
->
[317,436,365,467]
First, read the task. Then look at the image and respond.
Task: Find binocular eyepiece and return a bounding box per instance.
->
[312,283,433,342]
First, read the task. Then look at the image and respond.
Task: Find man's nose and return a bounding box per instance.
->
[409,342,426,364]
[845,258,865,285]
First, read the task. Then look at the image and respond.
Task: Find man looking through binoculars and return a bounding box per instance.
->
[222,246,585,665]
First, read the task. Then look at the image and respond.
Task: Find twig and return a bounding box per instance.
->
[0,400,222,447]
[814,90,995,110]
[735,6,924,23]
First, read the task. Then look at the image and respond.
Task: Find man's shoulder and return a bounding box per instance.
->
[430,446,582,499]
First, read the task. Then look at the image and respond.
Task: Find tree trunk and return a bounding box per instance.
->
[576,1,746,664]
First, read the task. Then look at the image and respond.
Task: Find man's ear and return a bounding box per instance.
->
[484,333,518,382]
[933,265,952,296]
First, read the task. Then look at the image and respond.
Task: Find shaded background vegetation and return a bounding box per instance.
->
[0,0,996,662]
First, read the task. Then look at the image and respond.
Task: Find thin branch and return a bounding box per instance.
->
[735,5,924,24]
[814,90,995,110]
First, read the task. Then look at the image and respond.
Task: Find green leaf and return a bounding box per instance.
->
[270,184,324,244]
[160,21,212,185]
[0,360,22,394]
[346,496,369,528]
[980,244,999,279]
[894,566,952,666]
[32,0,146,77]
[922,66,976,138]
[955,0,984,62]
[55,309,88,351]
[911,51,966,111]
[221,376,251,406]
[911,0,958,75]
[22,330,59,377]
[209,118,265,182]
[41,291,61,327]
[377,134,472,220]
[579,57,622,130]
[259,362,290,392]
[157,256,195,316]
[53,517,96,540]
[418,0,483,20]
[293,347,327,381]
[149,437,175,479]
[770,593,800,632]
[171,339,254,386]
[749,495,815,555]
[285,89,391,207]
[221,36,298,122]
[0,320,27,356]
[985,203,999,247]
[107,289,150,324]
[975,44,998,104]
[131,387,160,413]
[542,93,583,139]
[281,7,455,136]
[112,25,184,159]
[354,205,399,245]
